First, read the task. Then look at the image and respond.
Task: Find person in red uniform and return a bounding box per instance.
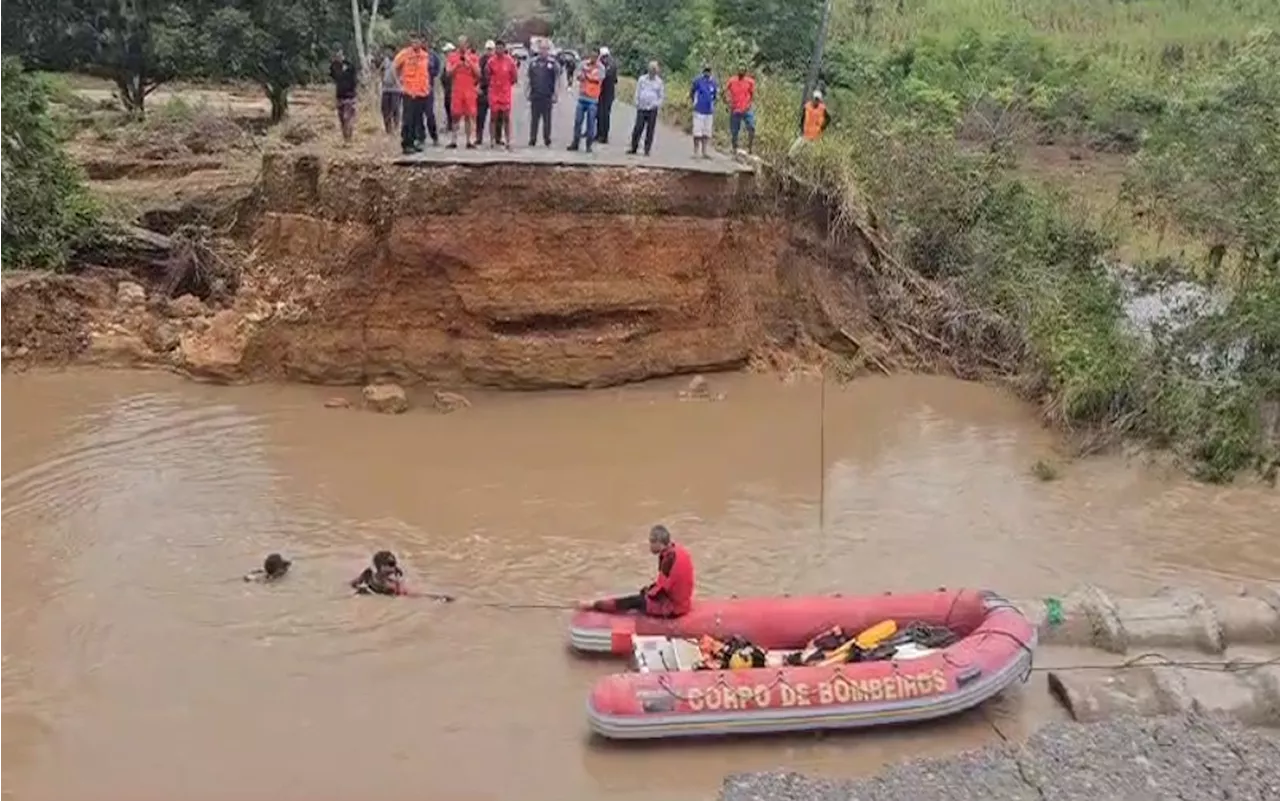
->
[578,525,695,617]
[446,36,481,149]
[484,39,519,149]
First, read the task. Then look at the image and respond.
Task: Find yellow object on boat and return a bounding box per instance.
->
[855,619,897,649]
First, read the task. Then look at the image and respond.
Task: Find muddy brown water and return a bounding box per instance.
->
[3,370,1277,801]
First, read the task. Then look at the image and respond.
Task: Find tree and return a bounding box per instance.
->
[1126,28,1280,280]
[201,0,343,122]
[1,0,205,116]
[1,59,100,270]
[713,0,821,72]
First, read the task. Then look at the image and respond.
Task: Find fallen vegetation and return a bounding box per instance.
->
[584,0,1279,482]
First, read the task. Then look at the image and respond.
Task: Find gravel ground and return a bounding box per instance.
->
[720,714,1280,801]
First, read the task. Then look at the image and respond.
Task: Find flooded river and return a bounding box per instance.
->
[3,370,1277,801]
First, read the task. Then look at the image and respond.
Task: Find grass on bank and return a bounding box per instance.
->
[621,25,1278,483]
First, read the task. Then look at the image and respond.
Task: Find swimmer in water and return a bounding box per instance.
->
[350,550,407,596]
[349,550,456,601]
[244,553,291,582]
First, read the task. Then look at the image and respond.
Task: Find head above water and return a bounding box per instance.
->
[263,553,291,578]
[372,549,400,577]
[648,524,672,554]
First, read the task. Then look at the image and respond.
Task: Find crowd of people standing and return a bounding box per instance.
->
[328,37,831,159]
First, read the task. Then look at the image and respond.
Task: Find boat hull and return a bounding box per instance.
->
[585,589,1036,739]
[570,588,993,655]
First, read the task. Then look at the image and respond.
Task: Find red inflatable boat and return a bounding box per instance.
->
[579,588,1037,739]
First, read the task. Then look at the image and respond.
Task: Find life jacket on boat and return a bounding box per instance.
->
[644,542,694,617]
[696,635,765,670]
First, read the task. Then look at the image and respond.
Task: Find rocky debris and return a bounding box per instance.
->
[719,713,1280,801]
[87,330,153,366]
[178,309,250,382]
[324,397,352,409]
[167,294,207,319]
[116,281,147,306]
[432,390,471,413]
[679,375,726,401]
[363,383,409,414]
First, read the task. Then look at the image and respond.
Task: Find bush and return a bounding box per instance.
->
[1,58,100,271]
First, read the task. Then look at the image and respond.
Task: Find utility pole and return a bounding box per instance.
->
[800,0,836,135]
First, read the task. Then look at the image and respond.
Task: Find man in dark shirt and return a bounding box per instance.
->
[329,48,359,144]
[595,46,619,144]
[526,39,560,147]
[475,40,494,145]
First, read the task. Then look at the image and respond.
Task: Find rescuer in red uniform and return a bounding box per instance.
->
[578,525,695,617]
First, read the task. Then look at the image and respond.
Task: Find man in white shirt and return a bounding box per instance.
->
[628,61,665,156]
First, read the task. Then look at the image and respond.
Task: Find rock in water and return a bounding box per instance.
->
[178,309,249,382]
[363,383,409,414]
[432,390,471,413]
[678,374,725,401]
[324,397,352,409]
[116,281,147,307]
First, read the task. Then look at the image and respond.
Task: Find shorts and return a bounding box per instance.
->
[692,112,714,138]
[489,97,513,113]
[451,93,478,118]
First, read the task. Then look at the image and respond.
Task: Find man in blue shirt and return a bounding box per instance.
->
[689,65,718,159]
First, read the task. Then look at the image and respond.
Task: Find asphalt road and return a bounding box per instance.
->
[396,83,747,175]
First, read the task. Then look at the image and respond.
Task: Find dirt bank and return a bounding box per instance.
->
[720,713,1280,801]
[5,152,889,387]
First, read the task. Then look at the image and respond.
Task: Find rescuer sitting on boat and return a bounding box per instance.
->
[244,553,291,583]
[578,524,695,617]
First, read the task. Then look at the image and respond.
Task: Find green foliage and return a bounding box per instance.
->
[1125,29,1280,278]
[1,59,100,271]
[391,0,505,44]
[201,1,343,122]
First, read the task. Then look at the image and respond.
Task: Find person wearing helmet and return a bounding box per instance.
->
[244,553,292,583]
[577,524,696,617]
[801,89,829,141]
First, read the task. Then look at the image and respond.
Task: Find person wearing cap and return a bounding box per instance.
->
[475,39,496,145]
[594,46,619,144]
[484,39,519,149]
[689,64,718,159]
[576,525,696,618]
[244,553,291,583]
[440,42,457,132]
[801,89,830,141]
[446,36,482,149]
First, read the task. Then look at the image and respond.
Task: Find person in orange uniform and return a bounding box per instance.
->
[801,89,830,141]
[566,49,604,152]
[578,525,695,618]
[393,33,438,154]
[446,36,482,149]
[484,39,519,149]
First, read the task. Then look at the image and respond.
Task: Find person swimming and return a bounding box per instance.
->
[244,553,291,582]
[349,550,456,601]
[351,550,406,595]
